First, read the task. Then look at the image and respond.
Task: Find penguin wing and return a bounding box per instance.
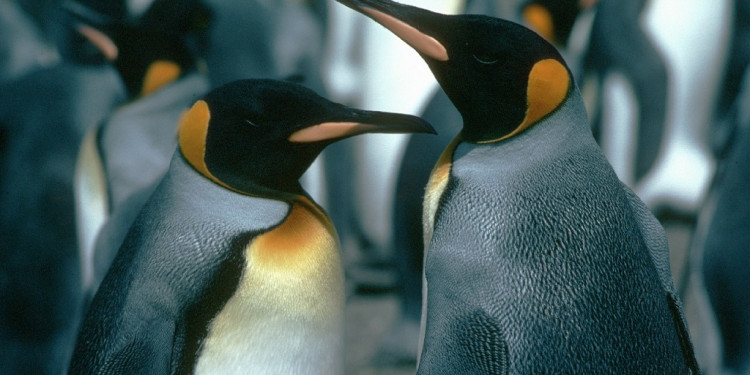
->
[90,183,159,298]
[621,183,699,372]
[95,319,176,375]
[620,183,673,291]
[70,248,181,375]
[71,213,238,375]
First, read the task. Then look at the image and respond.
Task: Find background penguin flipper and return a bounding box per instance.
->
[74,125,109,294]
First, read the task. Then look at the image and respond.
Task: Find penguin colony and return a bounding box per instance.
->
[335,0,698,373]
[6,0,747,373]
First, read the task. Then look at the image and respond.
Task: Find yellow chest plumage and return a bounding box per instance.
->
[195,196,345,375]
[423,135,462,249]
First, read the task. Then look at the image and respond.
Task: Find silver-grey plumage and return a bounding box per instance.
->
[419,90,697,374]
[69,154,289,374]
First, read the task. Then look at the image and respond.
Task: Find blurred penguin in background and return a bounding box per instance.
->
[690,1,750,373]
[520,0,584,48]
[519,0,598,79]
[694,67,750,375]
[584,0,732,218]
[712,0,750,157]
[203,0,327,91]
[0,2,126,374]
[580,0,670,194]
[0,0,60,85]
[67,0,213,302]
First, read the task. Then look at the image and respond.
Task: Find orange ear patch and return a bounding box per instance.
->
[361,7,449,62]
[141,61,181,97]
[479,59,570,144]
[523,4,556,43]
[178,100,227,187]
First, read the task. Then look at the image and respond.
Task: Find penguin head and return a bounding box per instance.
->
[64,0,212,97]
[178,79,435,195]
[336,0,573,143]
[520,0,595,46]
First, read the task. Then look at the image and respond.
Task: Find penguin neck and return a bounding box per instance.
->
[440,78,526,143]
[219,175,307,203]
[213,159,313,200]
[179,152,307,203]
[454,90,592,171]
[459,104,525,144]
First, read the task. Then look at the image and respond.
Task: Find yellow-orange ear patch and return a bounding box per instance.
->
[523,4,556,43]
[480,59,570,144]
[141,60,181,97]
[178,100,227,187]
[522,59,570,128]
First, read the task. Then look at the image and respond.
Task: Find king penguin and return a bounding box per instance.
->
[68,79,434,375]
[334,0,698,373]
[65,0,212,299]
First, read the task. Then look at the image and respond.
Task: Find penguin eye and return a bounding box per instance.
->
[472,53,499,65]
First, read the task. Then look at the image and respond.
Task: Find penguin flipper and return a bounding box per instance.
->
[621,183,699,373]
[418,308,509,375]
[92,184,159,293]
[620,183,673,291]
[97,318,176,375]
[75,126,110,293]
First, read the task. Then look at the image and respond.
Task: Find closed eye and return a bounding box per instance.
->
[245,119,260,127]
[472,54,499,65]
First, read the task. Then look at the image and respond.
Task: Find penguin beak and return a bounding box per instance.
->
[75,23,119,61]
[289,109,436,143]
[334,0,449,62]
[63,1,119,60]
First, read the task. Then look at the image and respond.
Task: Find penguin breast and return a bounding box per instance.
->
[194,196,345,374]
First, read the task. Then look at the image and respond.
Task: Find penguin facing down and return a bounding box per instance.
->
[68,79,435,375]
[334,1,698,373]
